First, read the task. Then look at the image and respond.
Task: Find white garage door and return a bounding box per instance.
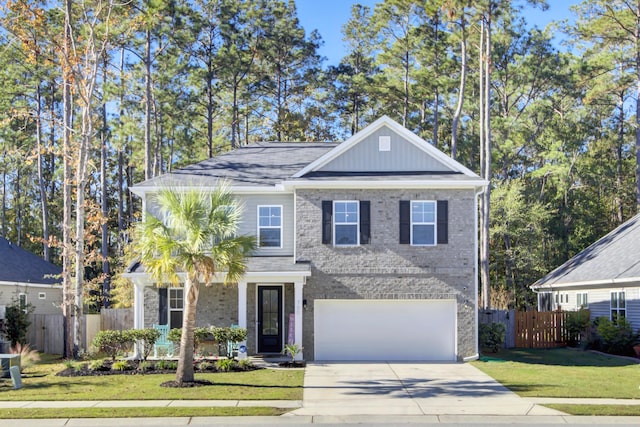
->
[314,299,456,361]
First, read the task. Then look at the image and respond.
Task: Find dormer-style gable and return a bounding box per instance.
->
[294,116,479,178]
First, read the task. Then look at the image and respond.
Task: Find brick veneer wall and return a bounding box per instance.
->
[295,188,478,361]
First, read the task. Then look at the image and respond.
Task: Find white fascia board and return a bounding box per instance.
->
[0,281,61,289]
[293,116,481,178]
[283,179,488,190]
[123,270,310,286]
[130,185,290,199]
[531,276,640,291]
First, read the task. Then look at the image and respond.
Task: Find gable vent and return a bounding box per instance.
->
[379,136,391,151]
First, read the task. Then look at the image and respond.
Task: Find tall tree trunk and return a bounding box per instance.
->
[206,55,214,158]
[176,276,199,384]
[36,81,50,261]
[62,0,74,359]
[616,90,624,224]
[451,17,467,161]
[101,56,110,308]
[144,28,153,180]
[479,16,492,310]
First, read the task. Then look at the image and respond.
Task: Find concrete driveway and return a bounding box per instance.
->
[290,362,562,416]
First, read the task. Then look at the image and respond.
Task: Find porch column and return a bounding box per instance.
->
[133,280,145,330]
[294,281,304,361]
[133,280,145,359]
[237,281,248,358]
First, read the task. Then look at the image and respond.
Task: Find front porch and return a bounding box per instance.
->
[126,257,310,360]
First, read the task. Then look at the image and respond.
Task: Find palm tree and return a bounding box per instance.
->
[133,185,255,385]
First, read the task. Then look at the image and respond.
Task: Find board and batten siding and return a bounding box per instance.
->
[318,126,452,173]
[234,193,294,257]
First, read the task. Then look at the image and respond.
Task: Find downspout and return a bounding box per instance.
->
[466,184,486,362]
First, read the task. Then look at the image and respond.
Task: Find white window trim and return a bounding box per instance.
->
[610,291,626,321]
[410,200,437,246]
[257,205,283,249]
[333,200,360,246]
[577,292,588,308]
[169,288,184,329]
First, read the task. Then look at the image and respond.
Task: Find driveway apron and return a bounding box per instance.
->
[290,362,562,416]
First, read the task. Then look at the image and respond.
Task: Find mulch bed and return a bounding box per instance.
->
[56,359,260,377]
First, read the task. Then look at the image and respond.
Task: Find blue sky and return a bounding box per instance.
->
[295,0,577,66]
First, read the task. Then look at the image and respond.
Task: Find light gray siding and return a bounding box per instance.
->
[235,194,294,257]
[144,192,295,257]
[0,284,62,316]
[319,126,452,173]
[543,286,640,331]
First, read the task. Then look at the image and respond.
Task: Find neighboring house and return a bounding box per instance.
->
[125,116,487,361]
[531,213,640,330]
[0,237,63,317]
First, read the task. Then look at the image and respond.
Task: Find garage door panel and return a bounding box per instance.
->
[314,299,456,361]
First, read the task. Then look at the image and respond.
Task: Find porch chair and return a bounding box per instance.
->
[153,324,174,358]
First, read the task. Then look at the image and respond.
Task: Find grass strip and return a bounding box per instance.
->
[545,404,640,416]
[0,406,289,419]
[472,348,640,399]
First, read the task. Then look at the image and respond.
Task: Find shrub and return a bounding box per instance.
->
[92,330,134,360]
[212,326,247,357]
[215,358,236,372]
[111,360,132,371]
[129,328,161,361]
[88,359,107,371]
[282,343,302,362]
[167,327,213,354]
[197,360,214,371]
[4,297,34,347]
[137,361,154,372]
[479,322,506,353]
[565,310,591,347]
[156,359,177,370]
[595,317,639,356]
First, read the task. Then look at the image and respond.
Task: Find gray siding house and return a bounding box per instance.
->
[126,116,487,361]
[0,237,63,319]
[531,214,640,330]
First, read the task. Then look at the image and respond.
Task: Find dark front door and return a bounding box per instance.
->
[258,286,282,353]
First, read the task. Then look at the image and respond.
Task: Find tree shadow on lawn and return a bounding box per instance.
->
[485,348,639,367]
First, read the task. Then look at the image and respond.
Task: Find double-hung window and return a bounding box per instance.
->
[611,291,626,323]
[334,201,359,246]
[169,288,184,330]
[411,201,436,246]
[577,292,588,308]
[258,205,282,248]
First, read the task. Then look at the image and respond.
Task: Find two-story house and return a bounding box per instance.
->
[125,116,487,361]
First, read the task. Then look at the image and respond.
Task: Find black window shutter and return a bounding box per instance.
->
[399,200,410,244]
[158,287,168,325]
[322,201,332,244]
[360,201,370,244]
[437,200,448,244]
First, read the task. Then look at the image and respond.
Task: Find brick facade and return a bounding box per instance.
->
[295,188,477,361]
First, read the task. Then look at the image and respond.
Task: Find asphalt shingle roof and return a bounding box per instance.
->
[136,142,338,188]
[532,213,640,287]
[0,237,62,285]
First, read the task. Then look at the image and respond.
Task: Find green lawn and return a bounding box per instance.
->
[0,407,289,419]
[545,404,640,416]
[472,348,640,399]
[0,355,304,401]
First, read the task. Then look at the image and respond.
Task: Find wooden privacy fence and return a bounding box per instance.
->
[515,310,569,348]
[26,308,134,355]
[478,309,515,348]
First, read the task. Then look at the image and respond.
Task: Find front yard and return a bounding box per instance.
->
[472,348,640,399]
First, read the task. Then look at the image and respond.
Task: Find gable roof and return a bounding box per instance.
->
[294,116,479,178]
[532,213,640,289]
[131,117,486,196]
[0,237,62,285]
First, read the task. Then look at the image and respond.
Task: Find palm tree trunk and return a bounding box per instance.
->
[176,276,199,384]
